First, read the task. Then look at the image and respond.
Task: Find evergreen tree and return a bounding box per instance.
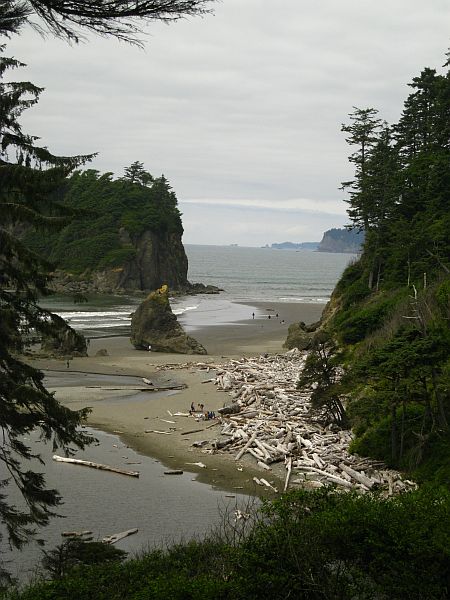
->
[0,44,94,586]
[122,160,153,186]
[341,107,383,232]
[297,332,348,428]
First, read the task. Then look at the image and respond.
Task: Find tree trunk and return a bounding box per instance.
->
[390,404,398,462]
[432,369,447,428]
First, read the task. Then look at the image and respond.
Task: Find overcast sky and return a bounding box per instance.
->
[6,0,450,246]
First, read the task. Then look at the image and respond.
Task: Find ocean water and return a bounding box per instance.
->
[40,245,356,336]
[185,244,354,304]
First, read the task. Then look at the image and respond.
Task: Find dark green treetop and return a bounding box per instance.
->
[341,107,383,231]
[122,160,153,186]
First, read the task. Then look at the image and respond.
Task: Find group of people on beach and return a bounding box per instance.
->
[189,402,216,420]
[252,311,285,324]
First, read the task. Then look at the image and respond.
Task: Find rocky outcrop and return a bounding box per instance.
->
[283,321,318,351]
[174,282,222,296]
[41,314,88,357]
[130,285,207,354]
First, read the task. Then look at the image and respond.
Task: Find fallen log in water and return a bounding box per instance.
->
[260,478,278,493]
[218,403,241,415]
[284,457,292,492]
[52,455,139,477]
[102,528,138,544]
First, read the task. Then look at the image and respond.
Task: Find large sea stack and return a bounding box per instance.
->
[130,285,207,354]
[24,168,192,295]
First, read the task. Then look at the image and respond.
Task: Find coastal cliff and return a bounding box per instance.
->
[50,229,190,295]
[317,228,364,253]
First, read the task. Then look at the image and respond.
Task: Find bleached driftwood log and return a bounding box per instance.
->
[284,457,292,492]
[339,462,378,489]
[102,528,138,544]
[145,430,172,435]
[53,455,139,477]
[61,530,92,538]
[235,429,260,461]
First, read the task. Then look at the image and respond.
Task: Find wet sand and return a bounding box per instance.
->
[32,301,325,495]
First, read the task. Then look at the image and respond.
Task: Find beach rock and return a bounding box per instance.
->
[217,403,241,415]
[283,321,313,351]
[177,282,223,295]
[41,314,88,357]
[130,285,207,354]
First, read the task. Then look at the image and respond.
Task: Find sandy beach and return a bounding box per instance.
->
[31,301,325,495]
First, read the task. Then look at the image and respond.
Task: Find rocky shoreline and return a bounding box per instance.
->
[48,269,222,297]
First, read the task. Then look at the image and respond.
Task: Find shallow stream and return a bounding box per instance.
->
[2,427,250,585]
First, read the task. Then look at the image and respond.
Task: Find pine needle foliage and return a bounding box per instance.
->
[6,0,214,45]
[0,44,94,586]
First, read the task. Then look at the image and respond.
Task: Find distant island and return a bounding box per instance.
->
[317,228,364,253]
[270,241,319,250]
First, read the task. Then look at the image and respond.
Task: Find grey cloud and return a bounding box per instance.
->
[6,0,450,244]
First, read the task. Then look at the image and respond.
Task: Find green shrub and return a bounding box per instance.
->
[10,488,450,600]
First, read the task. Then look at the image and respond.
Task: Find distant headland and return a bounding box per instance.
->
[268,227,364,254]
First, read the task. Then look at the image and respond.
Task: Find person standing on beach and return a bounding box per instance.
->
[66,360,70,369]
[252,312,255,319]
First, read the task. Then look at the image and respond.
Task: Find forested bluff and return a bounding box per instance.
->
[6,57,450,600]
[24,161,207,295]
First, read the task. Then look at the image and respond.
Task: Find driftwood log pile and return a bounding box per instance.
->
[158,350,417,496]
